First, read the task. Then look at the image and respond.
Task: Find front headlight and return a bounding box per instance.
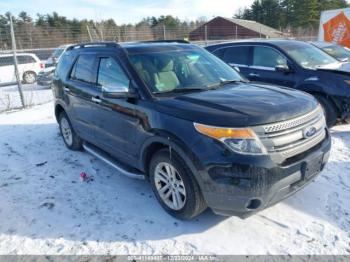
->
[194,123,267,155]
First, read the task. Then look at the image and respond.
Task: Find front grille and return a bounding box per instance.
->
[253,105,326,161]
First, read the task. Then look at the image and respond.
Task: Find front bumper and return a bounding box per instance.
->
[199,131,331,218]
[37,78,52,86]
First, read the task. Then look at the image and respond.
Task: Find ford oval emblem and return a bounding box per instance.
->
[303,126,317,138]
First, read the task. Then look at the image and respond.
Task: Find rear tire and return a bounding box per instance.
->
[315,95,337,128]
[58,112,82,150]
[149,148,206,220]
[23,71,37,84]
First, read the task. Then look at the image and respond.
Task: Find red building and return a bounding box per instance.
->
[189,16,284,41]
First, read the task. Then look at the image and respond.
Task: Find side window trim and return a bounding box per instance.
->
[213,44,290,71]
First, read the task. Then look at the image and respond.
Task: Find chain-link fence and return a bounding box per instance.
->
[0,19,318,112]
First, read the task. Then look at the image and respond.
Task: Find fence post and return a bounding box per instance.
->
[86,25,93,41]
[204,25,208,45]
[259,26,262,38]
[9,14,25,109]
[163,25,166,40]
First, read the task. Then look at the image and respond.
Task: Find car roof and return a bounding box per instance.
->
[120,41,197,54]
[205,39,311,50]
[66,40,197,55]
[310,41,335,48]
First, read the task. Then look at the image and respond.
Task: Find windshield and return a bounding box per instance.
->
[321,44,350,61]
[128,48,243,94]
[52,48,65,59]
[280,43,339,69]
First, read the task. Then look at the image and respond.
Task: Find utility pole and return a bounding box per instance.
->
[10,14,25,108]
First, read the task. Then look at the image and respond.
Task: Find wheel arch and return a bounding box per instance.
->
[54,103,65,122]
[139,131,205,190]
[308,90,340,116]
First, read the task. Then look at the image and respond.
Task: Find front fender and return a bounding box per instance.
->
[139,130,207,191]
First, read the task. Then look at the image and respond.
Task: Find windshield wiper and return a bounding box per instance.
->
[153,88,206,95]
[206,79,246,89]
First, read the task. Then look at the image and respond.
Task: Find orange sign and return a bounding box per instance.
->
[323,11,350,47]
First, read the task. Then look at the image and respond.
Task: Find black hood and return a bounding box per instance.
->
[155,83,318,127]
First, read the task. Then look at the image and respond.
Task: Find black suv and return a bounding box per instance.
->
[53,41,331,219]
[205,40,350,127]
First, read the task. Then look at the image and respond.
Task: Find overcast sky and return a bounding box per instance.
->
[0,0,255,24]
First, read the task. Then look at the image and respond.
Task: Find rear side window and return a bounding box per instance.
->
[97,57,129,88]
[222,46,250,65]
[253,46,287,68]
[0,56,14,66]
[17,55,36,64]
[71,54,96,83]
[55,52,76,79]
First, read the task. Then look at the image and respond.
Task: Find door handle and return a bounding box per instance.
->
[249,73,260,77]
[91,97,101,103]
[63,87,70,92]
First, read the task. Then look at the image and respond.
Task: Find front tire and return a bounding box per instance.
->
[149,148,206,219]
[58,112,82,150]
[315,95,337,128]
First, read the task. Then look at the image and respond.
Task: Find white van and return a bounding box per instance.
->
[0,53,44,85]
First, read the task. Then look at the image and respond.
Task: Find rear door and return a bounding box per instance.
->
[213,45,252,77]
[249,46,295,87]
[64,53,100,142]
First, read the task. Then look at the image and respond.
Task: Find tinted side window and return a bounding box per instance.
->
[17,55,36,64]
[212,48,226,58]
[97,57,129,89]
[71,54,96,83]
[222,46,250,65]
[56,52,76,79]
[253,46,287,68]
[0,57,14,66]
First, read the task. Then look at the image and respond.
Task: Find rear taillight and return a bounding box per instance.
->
[40,63,45,69]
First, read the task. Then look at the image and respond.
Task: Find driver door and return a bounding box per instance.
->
[92,54,137,163]
[248,46,296,87]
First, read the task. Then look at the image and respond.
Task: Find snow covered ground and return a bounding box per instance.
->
[0,102,350,255]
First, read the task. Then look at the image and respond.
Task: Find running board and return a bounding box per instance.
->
[82,142,145,180]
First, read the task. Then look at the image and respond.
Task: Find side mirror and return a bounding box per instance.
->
[101,82,135,99]
[275,64,291,73]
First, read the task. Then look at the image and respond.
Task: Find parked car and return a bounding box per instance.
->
[37,66,55,87]
[310,41,350,62]
[205,40,350,127]
[53,41,330,219]
[38,44,73,87]
[0,53,44,85]
[45,44,72,67]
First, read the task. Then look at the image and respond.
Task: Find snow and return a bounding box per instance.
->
[0,102,350,255]
[0,84,52,112]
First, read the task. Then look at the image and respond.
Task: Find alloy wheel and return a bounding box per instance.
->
[154,162,186,210]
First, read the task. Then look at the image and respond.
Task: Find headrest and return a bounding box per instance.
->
[157,57,174,72]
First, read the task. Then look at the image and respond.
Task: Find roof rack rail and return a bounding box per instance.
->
[67,41,120,51]
[137,40,190,44]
